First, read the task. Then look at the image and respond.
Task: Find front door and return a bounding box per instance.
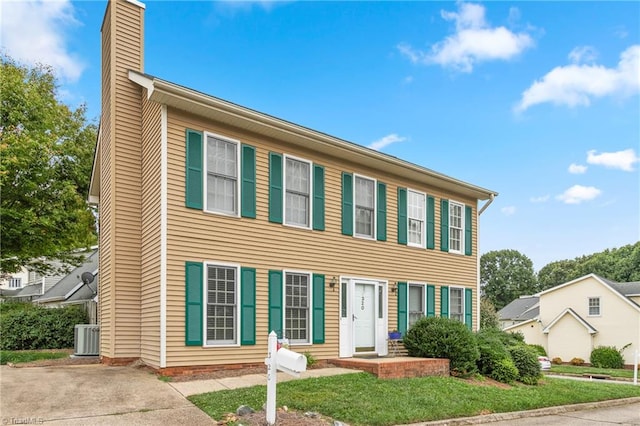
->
[353,282,376,353]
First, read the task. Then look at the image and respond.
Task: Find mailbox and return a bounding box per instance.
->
[276,347,307,376]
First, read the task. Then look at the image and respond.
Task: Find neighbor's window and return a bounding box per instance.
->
[450,287,464,323]
[449,201,464,253]
[408,190,426,247]
[408,284,425,328]
[355,176,375,238]
[285,272,311,344]
[588,297,600,316]
[206,135,239,215]
[285,156,311,228]
[9,278,21,288]
[206,265,237,345]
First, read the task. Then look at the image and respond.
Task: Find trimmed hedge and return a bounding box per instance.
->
[403,316,479,377]
[590,346,625,369]
[476,329,511,378]
[0,303,88,350]
[509,344,541,385]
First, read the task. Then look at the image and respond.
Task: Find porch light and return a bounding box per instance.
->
[329,276,337,291]
[390,282,397,293]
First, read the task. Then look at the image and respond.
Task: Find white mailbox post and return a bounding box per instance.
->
[265,331,307,425]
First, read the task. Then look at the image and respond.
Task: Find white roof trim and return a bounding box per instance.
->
[503,318,539,332]
[539,273,640,313]
[124,0,146,9]
[542,308,597,335]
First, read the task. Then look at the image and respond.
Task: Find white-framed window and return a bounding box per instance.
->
[205,263,239,346]
[408,190,426,247]
[284,155,312,228]
[449,287,464,323]
[449,201,464,254]
[205,133,240,215]
[285,271,312,344]
[588,297,600,316]
[9,278,22,288]
[354,175,376,239]
[408,284,425,328]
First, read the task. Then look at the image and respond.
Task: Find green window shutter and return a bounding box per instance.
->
[312,274,325,343]
[269,153,283,223]
[240,267,256,345]
[440,199,449,252]
[465,288,473,330]
[268,270,283,335]
[313,165,325,231]
[341,172,353,236]
[241,145,256,219]
[185,129,203,209]
[440,286,449,318]
[397,187,407,245]
[377,182,387,241]
[427,196,435,249]
[464,205,473,256]
[426,284,435,317]
[185,262,203,346]
[397,282,407,335]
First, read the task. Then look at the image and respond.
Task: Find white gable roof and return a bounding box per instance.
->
[542,308,597,334]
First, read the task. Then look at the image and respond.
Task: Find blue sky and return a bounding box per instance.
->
[2,1,639,271]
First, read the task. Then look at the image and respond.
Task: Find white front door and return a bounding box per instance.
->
[354,282,376,353]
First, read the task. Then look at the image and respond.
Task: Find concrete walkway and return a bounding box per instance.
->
[169,367,360,397]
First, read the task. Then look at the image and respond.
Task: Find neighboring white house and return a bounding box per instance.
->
[0,267,30,291]
[497,295,539,329]
[504,274,640,366]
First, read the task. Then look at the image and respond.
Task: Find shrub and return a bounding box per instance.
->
[475,329,511,376]
[508,344,541,385]
[590,346,625,369]
[570,357,585,366]
[303,351,317,368]
[552,357,563,365]
[403,316,479,377]
[528,344,547,357]
[490,358,519,384]
[0,304,88,350]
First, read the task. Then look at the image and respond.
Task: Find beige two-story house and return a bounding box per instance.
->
[89,0,497,374]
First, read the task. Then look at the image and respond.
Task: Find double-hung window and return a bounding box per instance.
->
[284,156,311,228]
[588,297,600,316]
[354,175,375,238]
[285,272,311,344]
[205,134,239,215]
[449,201,464,254]
[449,287,464,323]
[205,264,238,345]
[9,278,21,288]
[408,190,426,247]
[408,284,425,328]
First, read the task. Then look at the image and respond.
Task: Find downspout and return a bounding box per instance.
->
[476,193,495,330]
[478,193,495,216]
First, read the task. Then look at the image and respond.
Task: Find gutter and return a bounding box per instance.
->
[478,193,495,216]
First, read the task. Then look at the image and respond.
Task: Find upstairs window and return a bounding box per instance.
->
[9,278,22,288]
[407,190,426,247]
[588,297,600,316]
[206,135,239,215]
[449,201,464,254]
[284,156,311,228]
[354,175,375,239]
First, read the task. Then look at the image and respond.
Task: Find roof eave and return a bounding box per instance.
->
[131,71,498,202]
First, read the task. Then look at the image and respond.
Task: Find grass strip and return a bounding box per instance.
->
[0,350,70,365]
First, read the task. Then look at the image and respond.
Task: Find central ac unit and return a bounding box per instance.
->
[74,324,100,356]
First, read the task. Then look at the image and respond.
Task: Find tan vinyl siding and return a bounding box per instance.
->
[99,0,144,360]
[163,109,479,366]
[140,92,162,367]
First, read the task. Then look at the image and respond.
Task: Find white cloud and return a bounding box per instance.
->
[501,206,516,216]
[530,195,550,203]
[515,45,640,112]
[397,2,534,73]
[368,134,407,151]
[587,149,639,172]
[556,185,602,204]
[568,163,587,174]
[1,0,84,82]
[568,46,598,64]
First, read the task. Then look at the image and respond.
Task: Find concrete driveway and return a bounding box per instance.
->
[0,364,214,425]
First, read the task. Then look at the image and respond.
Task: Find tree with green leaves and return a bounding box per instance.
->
[0,56,97,275]
[481,249,537,310]
[480,297,500,330]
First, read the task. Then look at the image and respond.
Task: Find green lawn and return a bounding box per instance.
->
[0,350,70,365]
[550,365,637,379]
[189,373,640,426]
